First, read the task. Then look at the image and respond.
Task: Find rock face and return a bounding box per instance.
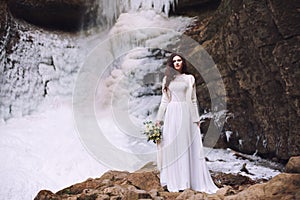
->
[182,0,300,162]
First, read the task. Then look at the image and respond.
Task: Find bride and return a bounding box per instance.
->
[156,53,218,193]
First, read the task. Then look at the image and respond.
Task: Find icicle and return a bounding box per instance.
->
[94,0,177,27]
[239,139,243,147]
[263,139,267,148]
[253,149,258,156]
[225,131,232,142]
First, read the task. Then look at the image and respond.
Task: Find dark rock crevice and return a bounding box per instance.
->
[171,0,222,18]
[7,0,98,32]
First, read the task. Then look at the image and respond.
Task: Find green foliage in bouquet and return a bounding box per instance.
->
[143,120,163,144]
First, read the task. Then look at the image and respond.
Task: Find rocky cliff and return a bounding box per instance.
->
[181,0,299,162]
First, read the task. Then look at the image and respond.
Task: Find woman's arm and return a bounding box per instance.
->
[156,76,169,121]
[190,75,201,123]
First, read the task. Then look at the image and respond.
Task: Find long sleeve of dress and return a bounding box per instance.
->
[189,75,200,122]
[156,76,169,121]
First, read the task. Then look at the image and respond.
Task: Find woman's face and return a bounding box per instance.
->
[172,55,183,72]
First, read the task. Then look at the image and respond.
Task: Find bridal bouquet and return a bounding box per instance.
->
[143,120,163,144]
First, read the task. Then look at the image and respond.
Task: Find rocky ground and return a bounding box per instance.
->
[34,156,300,200]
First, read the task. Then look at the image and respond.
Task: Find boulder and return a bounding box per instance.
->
[127,171,162,191]
[34,190,61,200]
[285,156,300,173]
[224,173,300,200]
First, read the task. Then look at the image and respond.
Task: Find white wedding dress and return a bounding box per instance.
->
[156,74,218,193]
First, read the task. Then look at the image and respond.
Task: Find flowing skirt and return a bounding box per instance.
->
[157,101,218,193]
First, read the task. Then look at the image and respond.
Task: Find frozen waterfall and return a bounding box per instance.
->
[0,0,178,121]
[0,1,193,199]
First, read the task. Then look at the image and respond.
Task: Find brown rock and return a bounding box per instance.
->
[212,172,255,189]
[124,186,152,199]
[127,171,162,191]
[148,188,159,198]
[285,156,300,173]
[224,173,300,200]
[56,178,102,195]
[176,189,196,199]
[191,193,207,200]
[34,190,61,200]
[267,0,300,38]
[103,185,126,197]
[159,191,181,199]
[99,170,129,185]
[207,193,223,200]
[95,194,110,200]
[77,193,98,200]
[215,185,233,197]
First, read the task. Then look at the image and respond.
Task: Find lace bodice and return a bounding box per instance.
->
[156,74,200,122]
[168,75,188,102]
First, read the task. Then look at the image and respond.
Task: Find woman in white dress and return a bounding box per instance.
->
[156,53,218,193]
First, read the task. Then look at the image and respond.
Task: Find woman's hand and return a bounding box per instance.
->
[156,120,163,126]
[155,121,163,145]
[156,139,161,145]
